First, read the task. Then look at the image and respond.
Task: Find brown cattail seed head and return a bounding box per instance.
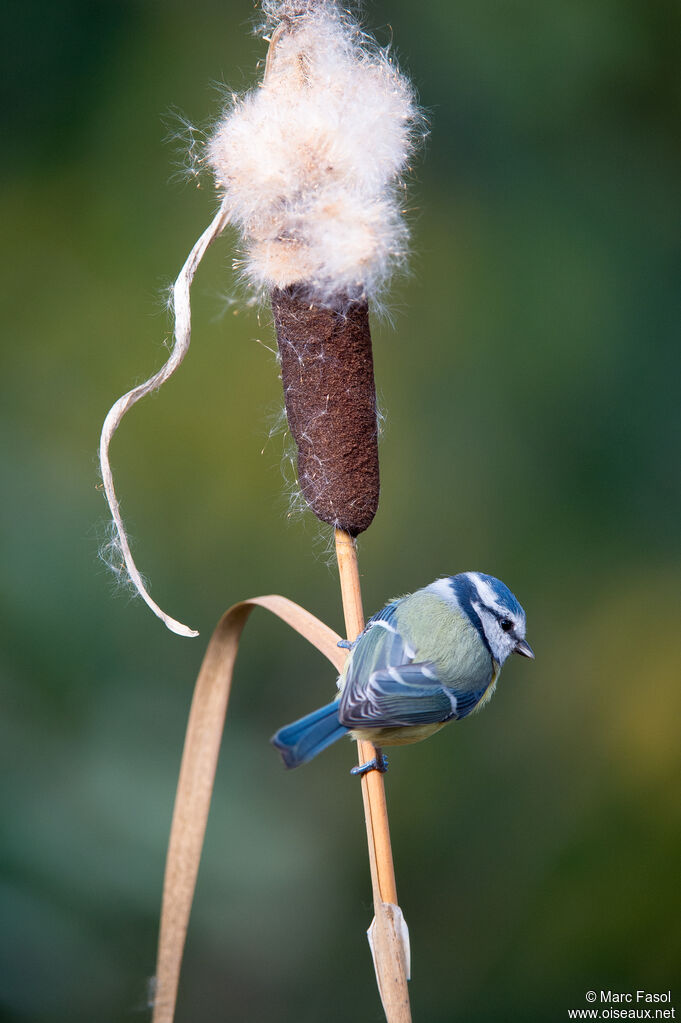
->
[271,287,380,535]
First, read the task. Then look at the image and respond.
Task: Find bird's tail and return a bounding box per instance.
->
[271,701,348,769]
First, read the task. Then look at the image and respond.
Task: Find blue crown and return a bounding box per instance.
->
[472,572,524,619]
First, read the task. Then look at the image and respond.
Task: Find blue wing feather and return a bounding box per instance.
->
[343,602,407,679]
[339,661,458,728]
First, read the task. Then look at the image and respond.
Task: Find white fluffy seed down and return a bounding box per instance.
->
[207,0,423,304]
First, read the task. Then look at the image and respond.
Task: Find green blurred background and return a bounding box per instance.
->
[2,1,680,1020]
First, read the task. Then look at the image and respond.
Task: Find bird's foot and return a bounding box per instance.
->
[350,749,389,776]
[337,639,353,649]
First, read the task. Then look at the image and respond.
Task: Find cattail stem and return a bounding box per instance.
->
[334,529,397,902]
[335,529,411,1021]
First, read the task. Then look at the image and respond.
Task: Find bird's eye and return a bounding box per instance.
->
[500,618,513,633]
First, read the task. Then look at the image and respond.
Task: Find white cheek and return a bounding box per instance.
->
[489,627,507,662]
[477,609,514,664]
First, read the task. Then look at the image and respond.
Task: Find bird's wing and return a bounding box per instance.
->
[339,661,459,728]
[343,601,412,680]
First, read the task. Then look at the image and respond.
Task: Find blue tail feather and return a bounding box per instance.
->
[271,701,348,769]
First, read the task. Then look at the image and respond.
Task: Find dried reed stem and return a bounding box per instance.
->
[335,528,412,1022]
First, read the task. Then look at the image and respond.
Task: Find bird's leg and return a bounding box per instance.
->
[350,747,389,776]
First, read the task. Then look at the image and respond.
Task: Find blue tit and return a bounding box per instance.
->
[271,572,534,773]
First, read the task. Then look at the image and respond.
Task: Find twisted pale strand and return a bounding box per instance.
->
[98,199,231,638]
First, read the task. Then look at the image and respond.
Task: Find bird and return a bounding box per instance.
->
[271,572,534,773]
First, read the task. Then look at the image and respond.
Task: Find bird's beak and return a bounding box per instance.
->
[514,639,535,659]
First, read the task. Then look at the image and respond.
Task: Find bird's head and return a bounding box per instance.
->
[446,572,534,666]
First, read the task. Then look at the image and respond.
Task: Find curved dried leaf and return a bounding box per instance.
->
[152,595,344,1023]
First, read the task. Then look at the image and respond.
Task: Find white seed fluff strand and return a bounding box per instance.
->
[98,198,231,637]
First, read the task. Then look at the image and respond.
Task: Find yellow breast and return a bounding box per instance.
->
[470,662,500,714]
[351,721,448,747]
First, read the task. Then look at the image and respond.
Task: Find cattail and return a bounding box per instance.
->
[270,288,378,534]
[208,0,421,534]
[98,0,423,633]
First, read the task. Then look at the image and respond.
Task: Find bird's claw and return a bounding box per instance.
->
[337,639,353,649]
[350,749,389,776]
